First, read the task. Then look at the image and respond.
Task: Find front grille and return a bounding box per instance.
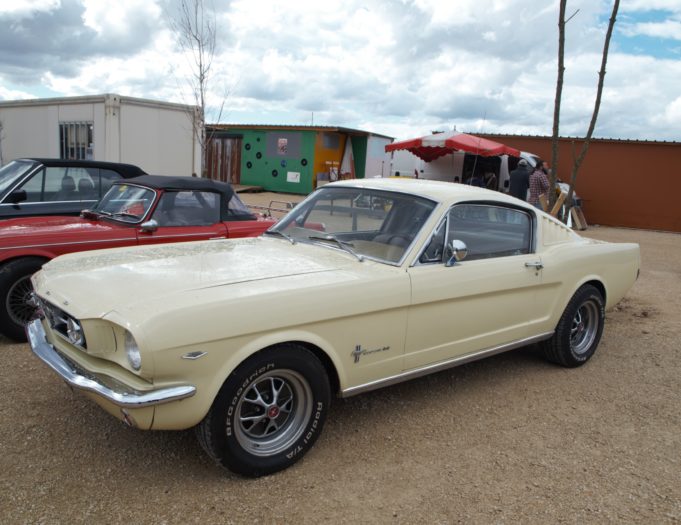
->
[37,297,87,350]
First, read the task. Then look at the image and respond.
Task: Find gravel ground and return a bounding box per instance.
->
[1,198,679,523]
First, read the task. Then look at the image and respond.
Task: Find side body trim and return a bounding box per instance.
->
[341,332,554,398]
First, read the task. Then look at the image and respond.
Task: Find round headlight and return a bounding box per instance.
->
[125,330,142,371]
[66,318,84,346]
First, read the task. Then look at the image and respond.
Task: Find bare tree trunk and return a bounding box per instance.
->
[564,0,619,212]
[173,0,216,178]
[549,0,567,209]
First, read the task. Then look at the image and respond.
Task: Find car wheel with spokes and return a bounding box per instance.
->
[197,344,331,477]
[0,257,46,342]
[543,284,605,367]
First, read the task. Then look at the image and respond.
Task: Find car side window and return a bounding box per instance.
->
[448,204,531,261]
[20,167,99,202]
[17,167,47,202]
[418,204,532,264]
[152,191,220,226]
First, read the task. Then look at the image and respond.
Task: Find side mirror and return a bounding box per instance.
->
[139,219,158,233]
[445,239,468,267]
[7,189,27,204]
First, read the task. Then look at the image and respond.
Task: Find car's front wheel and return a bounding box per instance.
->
[543,284,605,367]
[0,257,46,342]
[197,344,331,477]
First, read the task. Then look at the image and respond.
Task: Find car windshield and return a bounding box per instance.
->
[271,186,437,264]
[0,159,36,195]
[91,183,156,223]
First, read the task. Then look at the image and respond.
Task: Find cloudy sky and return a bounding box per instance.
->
[1,0,679,141]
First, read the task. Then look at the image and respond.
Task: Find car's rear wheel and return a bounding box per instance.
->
[197,344,330,477]
[0,257,46,342]
[543,284,605,367]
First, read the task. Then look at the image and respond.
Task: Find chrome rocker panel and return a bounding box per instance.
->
[341,332,554,398]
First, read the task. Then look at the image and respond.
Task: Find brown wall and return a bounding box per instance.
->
[479,134,681,233]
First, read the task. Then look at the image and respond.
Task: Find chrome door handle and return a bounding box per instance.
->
[525,261,544,270]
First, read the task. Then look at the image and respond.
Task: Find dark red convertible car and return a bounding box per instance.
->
[0,175,276,341]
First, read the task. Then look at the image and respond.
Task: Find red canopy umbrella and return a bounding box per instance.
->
[385,131,520,162]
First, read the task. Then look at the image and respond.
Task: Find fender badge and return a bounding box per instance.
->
[182,351,207,360]
[352,344,390,363]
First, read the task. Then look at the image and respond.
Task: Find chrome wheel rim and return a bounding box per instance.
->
[234,369,312,457]
[570,300,599,355]
[7,275,35,326]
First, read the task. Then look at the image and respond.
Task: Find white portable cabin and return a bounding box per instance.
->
[0,94,201,176]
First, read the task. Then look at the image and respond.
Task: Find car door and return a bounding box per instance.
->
[404,203,545,370]
[136,190,228,246]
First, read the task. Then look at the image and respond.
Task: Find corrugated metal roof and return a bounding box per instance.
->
[475,132,680,147]
[207,123,394,140]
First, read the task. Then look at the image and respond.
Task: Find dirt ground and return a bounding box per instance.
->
[1,195,679,523]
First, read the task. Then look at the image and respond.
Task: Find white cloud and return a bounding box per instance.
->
[81,0,162,36]
[621,20,681,40]
[0,0,60,17]
[0,0,680,141]
[620,1,681,13]
[664,96,681,123]
[0,85,36,100]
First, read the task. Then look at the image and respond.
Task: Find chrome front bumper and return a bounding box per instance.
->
[27,319,196,408]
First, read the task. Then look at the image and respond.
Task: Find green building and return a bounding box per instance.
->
[206,125,393,194]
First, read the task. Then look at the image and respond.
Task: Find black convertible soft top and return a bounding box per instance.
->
[116,175,235,201]
[25,158,147,179]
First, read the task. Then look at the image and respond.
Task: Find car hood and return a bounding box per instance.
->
[34,236,378,319]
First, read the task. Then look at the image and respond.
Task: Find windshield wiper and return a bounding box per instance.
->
[308,234,364,262]
[263,230,296,244]
[111,212,141,220]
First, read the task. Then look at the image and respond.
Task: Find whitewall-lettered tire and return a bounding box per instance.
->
[197,344,331,477]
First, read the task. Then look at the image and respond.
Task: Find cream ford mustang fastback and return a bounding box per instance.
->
[28,178,639,477]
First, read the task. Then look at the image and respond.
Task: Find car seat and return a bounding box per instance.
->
[78,178,96,200]
[53,176,76,201]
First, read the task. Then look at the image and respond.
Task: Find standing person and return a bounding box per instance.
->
[529,160,550,209]
[509,159,531,200]
[484,170,497,190]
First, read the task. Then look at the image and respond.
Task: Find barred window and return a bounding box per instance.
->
[59,122,94,160]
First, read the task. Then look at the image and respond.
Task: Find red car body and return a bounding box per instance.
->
[0,175,276,341]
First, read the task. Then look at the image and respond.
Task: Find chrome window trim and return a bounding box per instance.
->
[412,202,535,267]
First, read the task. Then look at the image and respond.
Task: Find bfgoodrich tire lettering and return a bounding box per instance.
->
[543,284,605,367]
[197,344,330,477]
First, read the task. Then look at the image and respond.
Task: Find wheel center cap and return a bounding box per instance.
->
[267,406,280,418]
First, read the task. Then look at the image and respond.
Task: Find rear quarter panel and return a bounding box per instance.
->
[538,238,640,331]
